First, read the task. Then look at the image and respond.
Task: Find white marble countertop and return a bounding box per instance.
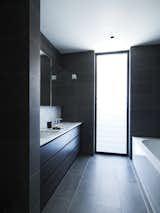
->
[40,122,82,146]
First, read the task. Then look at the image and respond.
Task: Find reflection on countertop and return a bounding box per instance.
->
[40,122,82,146]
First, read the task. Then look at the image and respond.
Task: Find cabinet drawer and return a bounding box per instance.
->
[41,127,80,165]
[41,145,79,210]
[41,136,80,184]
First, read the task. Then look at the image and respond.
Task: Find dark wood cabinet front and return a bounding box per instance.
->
[40,126,80,210]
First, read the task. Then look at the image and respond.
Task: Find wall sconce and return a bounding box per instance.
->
[52,75,57,80]
[72,73,77,80]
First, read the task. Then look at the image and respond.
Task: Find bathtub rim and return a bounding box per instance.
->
[132,136,160,176]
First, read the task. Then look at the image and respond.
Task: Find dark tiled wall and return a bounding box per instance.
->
[56,51,95,155]
[40,38,96,157]
[30,0,40,212]
[130,45,160,155]
[40,34,96,155]
[0,0,40,212]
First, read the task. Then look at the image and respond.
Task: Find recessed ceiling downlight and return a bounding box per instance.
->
[110,36,115,39]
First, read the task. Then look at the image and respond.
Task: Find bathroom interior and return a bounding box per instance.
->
[1,0,160,213]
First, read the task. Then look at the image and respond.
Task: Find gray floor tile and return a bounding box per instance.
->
[68,197,122,213]
[116,164,137,183]
[54,156,88,199]
[42,155,148,213]
[119,182,147,213]
[68,156,89,175]
[42,195,70,213]
[54,173,81,199]
[70,187,121,209]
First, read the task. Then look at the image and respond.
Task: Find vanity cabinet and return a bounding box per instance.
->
[40,126,80,210]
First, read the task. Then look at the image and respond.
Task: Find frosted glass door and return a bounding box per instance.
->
[96,53,128,154]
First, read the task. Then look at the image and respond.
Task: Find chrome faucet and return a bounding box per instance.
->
[55,118,63,125]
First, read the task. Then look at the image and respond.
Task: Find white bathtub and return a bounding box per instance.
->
[132,137,160,213]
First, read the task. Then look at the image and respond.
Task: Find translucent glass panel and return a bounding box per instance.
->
[96,53,128,154]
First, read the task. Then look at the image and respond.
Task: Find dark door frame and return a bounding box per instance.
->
[95,50,129,156]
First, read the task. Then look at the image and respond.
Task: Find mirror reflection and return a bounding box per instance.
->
[40,50,52,106]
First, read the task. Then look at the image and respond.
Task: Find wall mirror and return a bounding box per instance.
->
[40,50,52,106]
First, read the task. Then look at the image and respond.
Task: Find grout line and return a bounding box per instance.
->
[66,157,90,213]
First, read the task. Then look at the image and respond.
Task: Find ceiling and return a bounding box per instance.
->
[40,0,160,54]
